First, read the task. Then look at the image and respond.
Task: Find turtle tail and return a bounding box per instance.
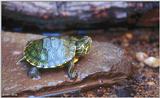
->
[16,56,25,65]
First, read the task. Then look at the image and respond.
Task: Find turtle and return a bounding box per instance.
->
[18,36,92,80]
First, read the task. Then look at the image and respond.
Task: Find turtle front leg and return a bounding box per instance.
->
[67,59,78,80]
[27,66,41,80]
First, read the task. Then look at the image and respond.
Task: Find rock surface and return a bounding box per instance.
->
[2,32,133,97]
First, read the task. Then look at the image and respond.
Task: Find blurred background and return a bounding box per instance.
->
[2,2,159,33]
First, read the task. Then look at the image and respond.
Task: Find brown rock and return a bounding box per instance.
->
[136,52,148,62]
[2,32,133,97]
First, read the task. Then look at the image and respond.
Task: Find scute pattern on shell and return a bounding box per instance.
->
[24,37,76,68]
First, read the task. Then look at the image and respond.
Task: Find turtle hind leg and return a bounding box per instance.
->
[27,66,41,80]
[67,59,78,80]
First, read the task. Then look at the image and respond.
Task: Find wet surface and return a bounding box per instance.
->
[78,29,159,97]
[2,31,132,97]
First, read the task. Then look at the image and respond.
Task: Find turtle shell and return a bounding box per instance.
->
[24,36,76,68]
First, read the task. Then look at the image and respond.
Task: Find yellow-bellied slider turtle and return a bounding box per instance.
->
[19,36,92,80]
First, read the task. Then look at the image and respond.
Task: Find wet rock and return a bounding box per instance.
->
[136,52,148,62]
[76,40,127,80]
[144,57,160,68]
[2,32,133,97]
[135,52,159,68]
[147,81,155,86]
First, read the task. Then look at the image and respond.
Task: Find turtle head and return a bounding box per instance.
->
[76,36,92,56]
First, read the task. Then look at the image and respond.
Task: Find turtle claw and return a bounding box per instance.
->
[68,71,78,80]
[32,76,41,80]
[27,66,40,80]
[67,60,78,80]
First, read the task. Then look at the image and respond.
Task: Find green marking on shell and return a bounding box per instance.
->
[24,37,76,68]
